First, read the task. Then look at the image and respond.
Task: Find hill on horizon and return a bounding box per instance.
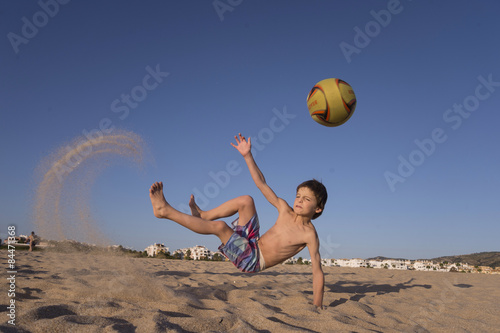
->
[367,252,500,268]
[430,252,500,268]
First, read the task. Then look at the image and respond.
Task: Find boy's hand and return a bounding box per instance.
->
[308,302,326,312]
[230,133,251,157]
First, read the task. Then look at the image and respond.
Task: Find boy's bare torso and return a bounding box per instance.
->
[258,203,317,268]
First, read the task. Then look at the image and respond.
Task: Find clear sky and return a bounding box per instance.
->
[2,1,499,260]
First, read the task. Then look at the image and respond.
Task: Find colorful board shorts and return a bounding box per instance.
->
[218,214,266,273]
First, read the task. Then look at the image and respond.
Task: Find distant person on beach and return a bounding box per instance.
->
[149,133,327,309]
[28,231,38,252]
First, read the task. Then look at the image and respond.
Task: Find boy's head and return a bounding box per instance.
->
[296,179,328,220]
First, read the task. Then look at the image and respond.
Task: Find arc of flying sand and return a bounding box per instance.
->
[51,137,142,178]
[34,132,146,243]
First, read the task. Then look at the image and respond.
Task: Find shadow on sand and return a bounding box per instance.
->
[325,278,432,307]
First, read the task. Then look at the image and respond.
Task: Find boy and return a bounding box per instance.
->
[28,231,38,252]
[149,133,327,308]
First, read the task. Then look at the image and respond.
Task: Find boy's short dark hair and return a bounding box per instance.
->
[296,179,328,219]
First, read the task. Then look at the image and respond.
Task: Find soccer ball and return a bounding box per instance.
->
[306,78,357,127]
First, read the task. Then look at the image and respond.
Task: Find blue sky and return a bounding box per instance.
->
[2,1,499,260]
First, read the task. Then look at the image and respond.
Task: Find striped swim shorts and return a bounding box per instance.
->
[218,214,266,273]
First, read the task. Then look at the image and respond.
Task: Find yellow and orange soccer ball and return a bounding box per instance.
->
[306,78,357,127]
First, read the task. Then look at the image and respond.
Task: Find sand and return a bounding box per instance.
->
[2,250,499,333]
[33,130,147,245]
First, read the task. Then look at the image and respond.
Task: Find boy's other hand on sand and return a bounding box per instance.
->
[308,302,326,312]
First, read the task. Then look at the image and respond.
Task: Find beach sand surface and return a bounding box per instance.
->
[1,250,499,332]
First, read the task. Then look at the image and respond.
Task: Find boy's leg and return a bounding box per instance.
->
[189,195,257,227]
[149,182,234,244]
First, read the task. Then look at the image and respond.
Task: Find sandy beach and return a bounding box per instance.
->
[2,250,499,333]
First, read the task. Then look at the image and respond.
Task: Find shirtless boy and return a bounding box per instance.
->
[149,133,327,308]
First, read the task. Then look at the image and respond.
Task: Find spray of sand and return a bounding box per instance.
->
[33,130,148,245]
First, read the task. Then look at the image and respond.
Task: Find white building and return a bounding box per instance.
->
[335,258,367,268]
[175,245,213,260]
[350,258,368,268]
[325,258,410,270]
[319,258,494,274]
[282,257,312,265]
[335,259,351,267]
[380,259,410,270]
[283,257,297,265]
[412,260,436,271]
[145,243,169,257]
[172,249,185,259]
[368,260,384,269]
[321,258,334,266]
[190,245,212,260]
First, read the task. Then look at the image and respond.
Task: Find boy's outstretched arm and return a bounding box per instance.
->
[308,230,325,309]
[231,133,281,208]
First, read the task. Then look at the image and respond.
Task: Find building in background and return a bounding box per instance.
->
[145,243,169,257]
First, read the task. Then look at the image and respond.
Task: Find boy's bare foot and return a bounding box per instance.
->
[189,195,203,218]
[149,182,172,219]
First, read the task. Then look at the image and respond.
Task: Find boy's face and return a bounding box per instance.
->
[294,187,322,218]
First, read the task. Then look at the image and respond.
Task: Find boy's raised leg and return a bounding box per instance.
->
[189,195,201,218]
[149,182,233,244]
[150,182,173,219]
[189,194,256,227]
